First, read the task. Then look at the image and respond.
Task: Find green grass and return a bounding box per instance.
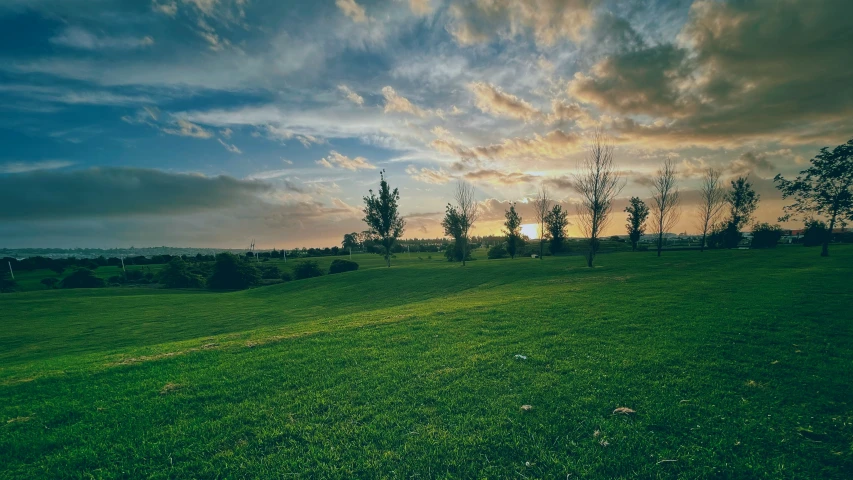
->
[2,247,852,478]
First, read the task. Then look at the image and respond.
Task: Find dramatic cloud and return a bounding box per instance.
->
[316,151,376,171]
[337,84,365,106]
[0,167,272,220]
[468,82,540,122]
[336,0,367,23]
[162,119,214,138]
[381,86,429,117]
[432,129,582,162]
[406,165,452,184]
[448,0,599,46]
[463,169,539,185]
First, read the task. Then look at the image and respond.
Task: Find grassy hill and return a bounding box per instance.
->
[2,247,852,478]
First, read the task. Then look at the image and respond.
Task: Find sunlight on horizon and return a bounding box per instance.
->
[521,223,539,240]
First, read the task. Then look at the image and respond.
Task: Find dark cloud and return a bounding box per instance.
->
[0,167,272,220]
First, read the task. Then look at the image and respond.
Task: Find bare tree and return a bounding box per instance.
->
[533,187,552,260]
[697,167,726,252]
[443,181,479,266]
[573,130,624,267]
[650,159,681,257]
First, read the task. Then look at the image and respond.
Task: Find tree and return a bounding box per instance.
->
[573,129,624,267]
[342,232,359,258]
[442,181,479,266]
[503,203,524,259]
[751,223,783,248]
[158,257,205,288]
[775,138,853,257]
[624,197,649,251]
[207,253,260,290]
[362,170,405,267]
[721,176,760,248]
[697,168,726,252]
[650,159,681,256]
[293,260,324,279]
[545,205,569,255]
[533,187,552,260]
[61,268,105,289]
[802,218,830,247]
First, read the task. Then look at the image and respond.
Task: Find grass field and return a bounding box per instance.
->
[2,247,852,478]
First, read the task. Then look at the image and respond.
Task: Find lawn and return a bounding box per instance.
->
[1,247,852,478]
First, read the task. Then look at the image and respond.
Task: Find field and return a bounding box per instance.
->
[2,247,852,478]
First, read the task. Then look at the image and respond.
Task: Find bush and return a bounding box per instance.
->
[61,268,105,289]
[41,277,59,289]
[1,272,17,293]
[207,253,261,290]
[281,271,293,282]
[260,265,282,279]
[293,261,323,280]
[751,223,783,248]
[803,219,830,247]
[158,258,205,288]
[487,244,508,259]
[329,259,359,274]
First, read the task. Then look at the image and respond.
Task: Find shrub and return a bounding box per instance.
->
[293,261,323,280]
[158,258,205,288]
[751,223,783,248]
[487,244,508,259]
[41,277,59,289]
[61,268,106,289]
[260,265,282,279]
[281,271,293,282]
[1,271,17,293]
[329,259,359,274]
[802,219,830,247]
[207,253,261,290]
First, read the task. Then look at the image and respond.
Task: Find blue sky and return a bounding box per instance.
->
[1,0,851,248]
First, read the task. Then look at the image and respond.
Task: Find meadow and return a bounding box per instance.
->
[1,247,852,478]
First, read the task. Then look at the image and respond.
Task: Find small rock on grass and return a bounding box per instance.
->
[613,407,636,415]
[520,405,533,412]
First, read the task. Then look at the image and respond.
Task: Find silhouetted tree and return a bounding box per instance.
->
[207,253,260,290]
[545,204,569,255]
[751,223,783,248]
[342,232,360,257]
[61,268,105,289]
[651,159,681,256]
[503,203,523,259]
[159,257,205,288]
[802,218,831,247]
[362,170,405,267]
[624,196,649,251]
[697,167,726,252]
[442,181,479,266]
[533,187,552,259]
[573,129,624,266]
[775,138,853,257]
[722,176,760,248]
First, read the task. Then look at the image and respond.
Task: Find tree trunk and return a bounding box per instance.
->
[586,250,593,268]
[822,214,836,257]
[700,231,706,252]
[631,241,637,252]
[461,237,467,266]
[539,229,544,260]
[657,231,663,257]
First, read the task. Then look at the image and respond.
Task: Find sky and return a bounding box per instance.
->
[1,0,851,249]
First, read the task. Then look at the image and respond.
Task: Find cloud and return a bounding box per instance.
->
[406,165,452,184]
[381,86,429,117]
[220,127,232,138]
[336,0,367,23]
[0,84,153,106]
[217,138,242,154]
[468,82,540,122]
[409,0,432,15]
[463,169,539,185]
[162,119,214,138]
[0,160,74,174]
[316,151,376,171]
[50,26,155,50]
[152,1,178,16]
[337,84,365,106]
[729,150,791,176]
[448,0,599,46]
[432,129,583,162]
[0,167,271,220]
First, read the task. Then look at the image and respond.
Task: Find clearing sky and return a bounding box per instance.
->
[1,0,851,248]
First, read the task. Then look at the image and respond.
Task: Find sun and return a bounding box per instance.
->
[520,223,539,239]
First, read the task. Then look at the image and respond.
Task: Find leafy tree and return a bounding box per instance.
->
[159,258,205,288]
[751,223,783,249]
[260,264,282,279]
[624,196,649,251]
[487,243,509,259]
[61,268,106,289]
[342,232,360,257]
[802,218,830,247]
[207,253,260,290]
[573,129,624,266]
[442,182,479,267]
[775,138,853,257]
[721,176,760,248]
[362,170,405,267]
[503,203,523,259]
[41,277,59,289]
[544,204,569,255]
[293,261,323,280]
[329,259,359,274]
